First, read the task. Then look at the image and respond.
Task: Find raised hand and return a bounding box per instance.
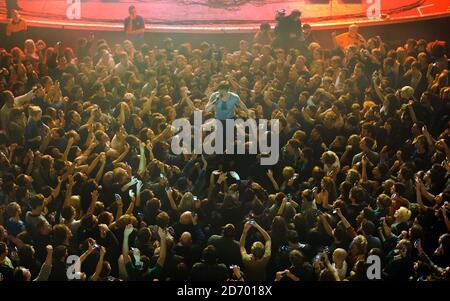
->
[124,224,134,237]
[91,190,99,202]
[158,227,167,239]
[217,172,227,184]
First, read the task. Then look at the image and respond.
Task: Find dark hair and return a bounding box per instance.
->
[202,245,218,265]
[53,245,68,262]
[223,224,235,238]
[361,220,376,236]
[29,194,45,210]
[53,224,70,245]
[218,81,230,90]
[155,211,170,228]
[0,241,7,255]
[260,22,271,31]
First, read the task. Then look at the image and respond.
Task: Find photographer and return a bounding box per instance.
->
[273,9,303,50]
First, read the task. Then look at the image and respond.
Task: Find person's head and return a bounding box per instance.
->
[396,239,412,258]
[250,241,265,260]
[394,206,411,223]
[17,244,35,262]
[321,151,337,166]
[218,81,230,97]
[12,267,32,281]
[400,86,415,100]
[53,224,72,245]
[435,233,450,257]
[260,22,271,32]
[361,220,376,236]
[288,249,305,268]
[29,194,45,212]
[282,166,295,180]
[11,9,20,21]
[0,90,14,107]
[223,224,235,239]
[239,40,249,52]
[155,211,170,229]
[180,232,192,247]
[349,186,365,205]
[53,245,68,262]
[129,5,137,17]
[303,23,311,34]
[29,106,42,122]
[37,219,52,236]
[359,137,375,153]
[332,248,347,266]
[6,202,21,219]
[349,24,359,36]
[376,194,392,211]
[202,245,218,265]
[61,205,77,222]
[0,241,9,259]
[350,235,368,257]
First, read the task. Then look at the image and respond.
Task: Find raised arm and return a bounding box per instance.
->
[86,154,101,176]
[125,192,136,216]
[166,187,178,211]
[94,153,107,184]
[79,241,96,264]
[415,177,426,211]
[322,250,340,281]
[361,155,369,183]
[115,196,124,221]
[122,224,134,264]
[254,221,271,243]
[137,142,147,177]
[62,175,75,209]
[239,222,252,255]
[277,197,288,216]
[85,190,99,217]
[34,245,53,281]
[91,246,106,281]
[112,144,130,166]
[121,176,138,193]
[336,208,356,238]
[266,169,280,191]
[63,137,75,162]
[319,212,334,237]
[156,227,167,267]
[205,93,218,113]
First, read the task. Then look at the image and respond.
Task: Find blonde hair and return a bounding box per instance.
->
[28,106,42,118]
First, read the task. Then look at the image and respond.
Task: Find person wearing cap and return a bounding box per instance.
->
[205,81,249,121]
[124,5,145,44]
[333,24,367,51]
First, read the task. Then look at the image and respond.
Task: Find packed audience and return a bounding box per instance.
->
[0,20,449,281]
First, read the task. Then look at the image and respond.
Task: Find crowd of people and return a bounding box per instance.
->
[0,11,449,281]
